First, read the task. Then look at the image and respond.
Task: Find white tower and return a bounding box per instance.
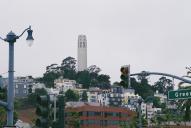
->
[77,35,87,71]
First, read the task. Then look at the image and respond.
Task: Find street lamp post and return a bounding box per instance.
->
[0,26,34,126]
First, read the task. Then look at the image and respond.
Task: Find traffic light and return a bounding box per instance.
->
[57,95,65,128]
[120,66,129,88]
[50,94,65,128]
[36,95,50,128]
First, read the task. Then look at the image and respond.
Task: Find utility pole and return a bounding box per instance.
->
[138,98,142,128]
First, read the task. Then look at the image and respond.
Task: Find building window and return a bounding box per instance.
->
[82,112,87,116]
[23,90,27,93]
[83,42,86,47]
[80,42,83,48]
[24,85,27,88]
[88,111,94,116]
[15,84,18,88]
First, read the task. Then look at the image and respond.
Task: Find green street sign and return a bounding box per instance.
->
[168,89,191,100]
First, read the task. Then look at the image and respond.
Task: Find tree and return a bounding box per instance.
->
[28,88,47,106]
[176,67,191,122]
[0,87,18,127]
[65,112,80,128]
[61,56,77,80]
[0,87,6,127]
[40,57,111,89]
[131,77,154,100]
[97,74,111,89]
[61,57,76,71]
[153,77,174,95]
[65,89,79,102]
[87,65,101,74]
[77,71,91,88]
[0,107,6,127]
[77,66,111,89]
[0,87,7,101]
[43,71,60,88]
[81,91,88,102]
[46,63,60,73]
[177,86,191,122]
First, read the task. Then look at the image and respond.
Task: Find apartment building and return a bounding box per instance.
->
[54,77,76,92]
[14,76,34,98]
[65,104,136,128]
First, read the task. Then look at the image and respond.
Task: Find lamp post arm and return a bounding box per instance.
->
[0,36,5,41]
[0,100,8,109]
[17,26,31,38]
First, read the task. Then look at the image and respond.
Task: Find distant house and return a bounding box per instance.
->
[97,89,110,106]
[87,87,101,103]
[2,76,35,98]
[123,89,141,111]
[141,102,162,120]
[108,86,124,107]
[54,77,76,92]
[14,76,34,98]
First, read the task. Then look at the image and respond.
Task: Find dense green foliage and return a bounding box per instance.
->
[176,67,191,122]
[65,112,80,128]
[0,87,18,127]
[0,87,7,126]
[81,91,88,102]
[153,76,174,95]
[65,89,79,102]
[40,56,111,89]
[130,77,154,100]
[28,88,48,106]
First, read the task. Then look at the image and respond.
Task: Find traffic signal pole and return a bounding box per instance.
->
[128,65,131,89]
[53,94,57,122]
[120,65,130,88]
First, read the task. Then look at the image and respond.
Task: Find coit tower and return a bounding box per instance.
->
[77,35,87,71]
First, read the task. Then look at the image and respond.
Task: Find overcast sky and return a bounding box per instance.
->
[0,0,191,84]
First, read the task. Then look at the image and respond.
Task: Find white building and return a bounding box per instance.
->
[141,102,147,116]
[147,103,154,119]
[141,102,162,120]
[54,77,76,92]
[154,90,167,103]
[77,35,87,71]
[97,90,110,106]
[32,83,46,93]
[123,89,140,105]
[87,87,101,103]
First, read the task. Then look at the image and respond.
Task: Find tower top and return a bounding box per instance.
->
[78,35,87,48]
[77,34,87,71]
[78,35,87,42]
